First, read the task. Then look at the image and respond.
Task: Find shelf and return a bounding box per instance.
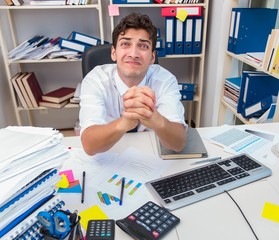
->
[8,58,81,64]
[220,99,250,124]
[111,3,207,8]
[227,51,279,80]
[0,4,100,9]
[17,103,80,111]
[0,0,104,126]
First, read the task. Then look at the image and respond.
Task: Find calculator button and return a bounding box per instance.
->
[136,220,151,231]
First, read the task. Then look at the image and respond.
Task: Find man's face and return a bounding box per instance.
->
[111,28,155,86]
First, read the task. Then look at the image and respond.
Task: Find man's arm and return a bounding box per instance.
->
[123,86,186,151]
[81,117,138,156]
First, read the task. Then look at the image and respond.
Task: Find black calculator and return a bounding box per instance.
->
[86,219,115,240]
[116,201,180,240]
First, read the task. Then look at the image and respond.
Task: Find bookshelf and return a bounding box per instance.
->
[0,0,107,127]
[109,0,209,127]
[218,0,279,125]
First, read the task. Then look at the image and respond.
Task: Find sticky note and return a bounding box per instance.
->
[56,174,69,188]
[262,202,279,223]
[176,9,188,22]
[57,180,82,193]
[79,205,108,230]
[108,4,119,17]
[59,169,75,183]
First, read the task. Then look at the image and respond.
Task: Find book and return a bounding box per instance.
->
[158,127,208,160]
[12,0,24,5]
[42,87,75,103]
[10,72,28,109]
[4,0,14,6]
[22,72,43,108]
[39,99,69,108]
[15,72,34,108]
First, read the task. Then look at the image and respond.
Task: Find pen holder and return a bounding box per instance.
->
[40,216,83,240]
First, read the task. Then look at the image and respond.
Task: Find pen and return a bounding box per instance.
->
[81,171,86,204]
[119,177,125,206]
[191,157,222,165]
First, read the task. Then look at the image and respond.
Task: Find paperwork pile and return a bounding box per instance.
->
[0,126,69,239]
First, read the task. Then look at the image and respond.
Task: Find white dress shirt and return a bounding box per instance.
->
[79,63,186,134]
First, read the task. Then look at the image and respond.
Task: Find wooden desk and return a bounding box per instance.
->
[63,123,279,240]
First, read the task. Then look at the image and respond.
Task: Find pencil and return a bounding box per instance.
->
[81,171,86,203]
[119,177,125,206]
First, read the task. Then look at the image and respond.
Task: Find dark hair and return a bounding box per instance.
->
[112,13,157,52]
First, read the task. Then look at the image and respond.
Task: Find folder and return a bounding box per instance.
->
[244,95,276,118]
[165,17,175,55]
[156,38,163,49]
[180,91,194,101]
[237,71,279,117]
[161,6,202,17]
[227,9,237,52]
[174,18,184,54]
[156,48,166,57]
[178,83,194,92]
[71,31,101,46]
[192,16,203,54]
[232,8,278,54]
[183,17,193,54]
[59,38,91,53]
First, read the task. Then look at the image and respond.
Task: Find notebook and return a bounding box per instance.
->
[3,195,65,240]
[158,128,208,160]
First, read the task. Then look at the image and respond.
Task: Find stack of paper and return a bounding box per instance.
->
[0,126,69,239]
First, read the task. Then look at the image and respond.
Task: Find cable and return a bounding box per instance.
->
[225,190,259,240]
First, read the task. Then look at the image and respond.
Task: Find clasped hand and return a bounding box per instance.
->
[122,86,161,130]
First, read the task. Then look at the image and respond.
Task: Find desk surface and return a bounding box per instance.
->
[62,123,279,240]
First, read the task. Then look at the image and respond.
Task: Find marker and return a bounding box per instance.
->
[119,177,125,206]
[191,157,222,165]
[81,171,86,203]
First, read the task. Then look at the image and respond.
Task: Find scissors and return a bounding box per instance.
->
[37,210,72,239]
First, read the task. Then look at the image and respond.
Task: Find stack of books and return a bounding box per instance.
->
[0,126,69,239]
[39,87,76,108]
[223,76,241,109]
[10,72,76,109]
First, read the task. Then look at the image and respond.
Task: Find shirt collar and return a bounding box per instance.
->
[114,70,147,96]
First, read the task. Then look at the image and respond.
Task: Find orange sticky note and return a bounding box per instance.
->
[79,205,108,230]
[176,9,188,22]
[108,4,119,17]
[262,202,279,223]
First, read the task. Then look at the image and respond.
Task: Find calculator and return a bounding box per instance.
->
[86,219,115,240]
[116,201,180,240]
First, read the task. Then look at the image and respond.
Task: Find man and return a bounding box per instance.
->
[79,13,187,156]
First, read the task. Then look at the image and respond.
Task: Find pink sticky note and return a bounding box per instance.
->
[59,170,75,183]
[108,4,119,17]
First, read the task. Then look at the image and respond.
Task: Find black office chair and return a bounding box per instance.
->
[81,44,159,78]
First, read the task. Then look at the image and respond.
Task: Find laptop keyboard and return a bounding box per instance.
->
[145,153,272,211]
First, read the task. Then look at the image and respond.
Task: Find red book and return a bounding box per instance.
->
[39,99,69,108]
[22,72,43,108]
[42,87,75,103]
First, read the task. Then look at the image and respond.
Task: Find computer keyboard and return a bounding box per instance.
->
[145,153,272,211]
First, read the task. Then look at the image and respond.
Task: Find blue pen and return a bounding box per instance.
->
[119,177,125,206]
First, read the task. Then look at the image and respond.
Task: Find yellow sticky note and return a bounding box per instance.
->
[56,174,69,188]
[79,205,108,230]
[262,202,279,223]
[176,9,188,22]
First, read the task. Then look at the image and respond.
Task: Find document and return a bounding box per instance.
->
[203,125,278,166]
